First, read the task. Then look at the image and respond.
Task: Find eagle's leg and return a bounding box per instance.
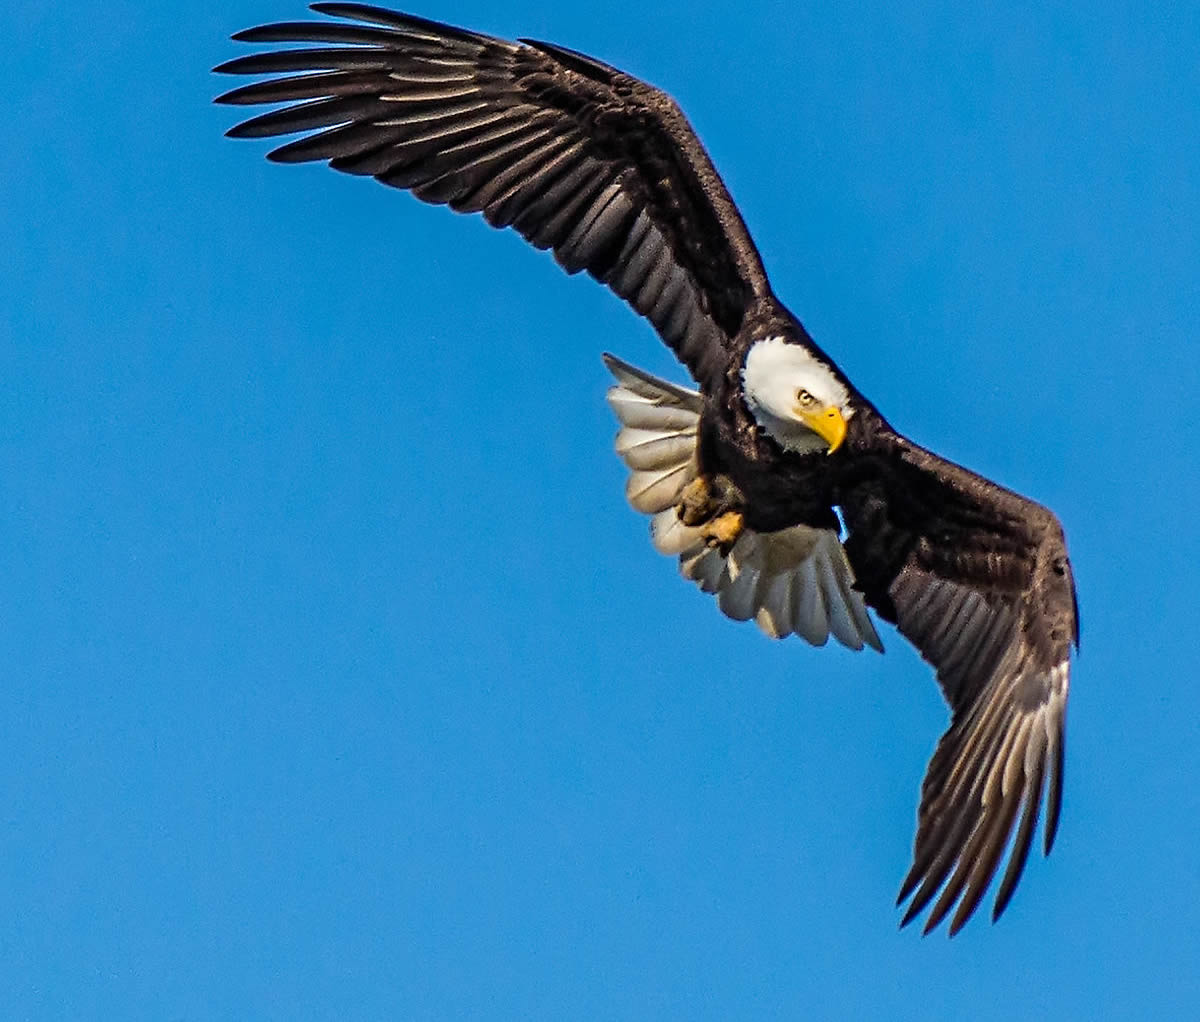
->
[677,475,746,554]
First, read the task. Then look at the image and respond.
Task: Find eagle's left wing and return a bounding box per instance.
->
[840,435,1078,935]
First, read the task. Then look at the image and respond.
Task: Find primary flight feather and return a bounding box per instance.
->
[215,2,1079,935]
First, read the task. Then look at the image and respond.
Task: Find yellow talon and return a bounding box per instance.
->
[700,511,745,553]
[677,476,713,526]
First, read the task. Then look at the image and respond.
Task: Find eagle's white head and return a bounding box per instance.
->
[742,336,854,455]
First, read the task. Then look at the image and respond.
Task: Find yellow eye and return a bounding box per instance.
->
[796,388,816,407]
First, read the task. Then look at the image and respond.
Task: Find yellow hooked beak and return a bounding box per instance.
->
[797,404,847,454]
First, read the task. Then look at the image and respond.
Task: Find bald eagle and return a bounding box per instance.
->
[216,3,1079,935]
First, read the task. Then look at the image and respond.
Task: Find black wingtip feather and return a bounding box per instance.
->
[213,49,396,76]
[519,38,619,82]
[896,864,923,907]
[310,1,404,20]
[224,115,282,140]
[1043,734,1065,855]
[229,26,274,43]
[992,761,1046,923]
[310,3,492,44]
[231,24,369,46]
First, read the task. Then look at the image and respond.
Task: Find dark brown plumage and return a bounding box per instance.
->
[215,3,1078,935]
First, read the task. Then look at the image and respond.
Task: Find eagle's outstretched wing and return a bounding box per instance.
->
[841,436,1078,935]
[215,2,772,391]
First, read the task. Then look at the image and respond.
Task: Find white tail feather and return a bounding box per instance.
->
[626,462,696,514]
[603,353,882,653]
[793,556,830,645]
[650,509,704,556]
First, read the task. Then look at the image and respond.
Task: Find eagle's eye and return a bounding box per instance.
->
[796,388,816,408]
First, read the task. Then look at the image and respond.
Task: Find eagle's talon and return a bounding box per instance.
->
[700,510,745,554]
[677,476,713,526]
[677,473,745,528]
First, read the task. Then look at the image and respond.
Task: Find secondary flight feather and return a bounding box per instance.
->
[215,2,1079,935]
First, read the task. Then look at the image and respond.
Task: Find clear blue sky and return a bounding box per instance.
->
[4,0,1199,1017]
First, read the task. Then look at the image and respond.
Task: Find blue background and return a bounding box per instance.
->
[5,0,1199,1017]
